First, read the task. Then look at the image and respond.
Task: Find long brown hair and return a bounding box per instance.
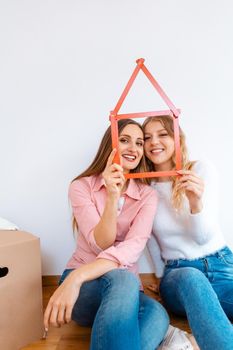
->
[142,115,195,209]
[72,119,148,230]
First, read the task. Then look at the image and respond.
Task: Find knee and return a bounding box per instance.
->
[140,296,169,350]
[167,267,206,288]
[100,286,139,324]
[103,269,140,294]
[144,297,169,326]
[101,270,140,317]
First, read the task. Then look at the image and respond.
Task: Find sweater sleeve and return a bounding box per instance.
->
[187,160,220,245]
[147,234,165,278]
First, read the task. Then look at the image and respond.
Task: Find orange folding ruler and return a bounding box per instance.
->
[109,58,182,179]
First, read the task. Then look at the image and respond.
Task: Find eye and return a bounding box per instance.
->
[119,138,128,143]
[144,136,151,141]
[159,133,168,137]
[136,141,144,147]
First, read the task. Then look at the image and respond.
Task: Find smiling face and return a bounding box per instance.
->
[144,120,175,171]
[118,124,144,173]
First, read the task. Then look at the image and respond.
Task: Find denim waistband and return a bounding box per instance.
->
[164,246,229,265]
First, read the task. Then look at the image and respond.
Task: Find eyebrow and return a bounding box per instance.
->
[120,134,144,141]
[144,128,167,134]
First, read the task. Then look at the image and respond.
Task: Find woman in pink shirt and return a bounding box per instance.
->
[44,119,170,350]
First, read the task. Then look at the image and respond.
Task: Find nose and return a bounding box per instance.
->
[150,135,160,145]
[127,142,137,152]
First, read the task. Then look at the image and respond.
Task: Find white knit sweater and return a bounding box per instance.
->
[147,160,226,278]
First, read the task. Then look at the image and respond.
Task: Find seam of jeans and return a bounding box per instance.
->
[93,276,111,350]
[219,298,233,306]
[96,299,105,350]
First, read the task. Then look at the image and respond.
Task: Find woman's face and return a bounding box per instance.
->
[118,124,144,173]
[144,120,175,171]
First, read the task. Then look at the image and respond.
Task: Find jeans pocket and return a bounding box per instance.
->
[219,248,233,266]
[165,260,179,268]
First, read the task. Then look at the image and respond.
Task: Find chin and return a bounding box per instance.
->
[124,167,133,172]
[123,162,139,171]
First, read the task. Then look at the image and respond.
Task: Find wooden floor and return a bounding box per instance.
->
[22,274,190,350]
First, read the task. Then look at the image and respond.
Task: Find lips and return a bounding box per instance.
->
[151,148,164,154]
[122,154,137,161]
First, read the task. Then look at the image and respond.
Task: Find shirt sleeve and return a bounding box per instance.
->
[187,160,221,245]
[96,189,158,268]
[69,179,103,255]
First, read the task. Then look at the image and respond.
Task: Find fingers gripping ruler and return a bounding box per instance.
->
[109,58,182,179]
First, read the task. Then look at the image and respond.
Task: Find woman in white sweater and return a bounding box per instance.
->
[143,115,233,350]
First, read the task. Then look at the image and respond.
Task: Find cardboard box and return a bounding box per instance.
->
[0,230,44,350]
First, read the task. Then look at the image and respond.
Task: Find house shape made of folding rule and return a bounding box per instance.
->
[109,58,182,179]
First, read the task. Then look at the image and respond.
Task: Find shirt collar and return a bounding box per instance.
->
[93,174,106,192]
[93,174,141,201]
[123,178,141,200]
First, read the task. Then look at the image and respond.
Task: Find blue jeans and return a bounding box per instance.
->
[60,268,169,350]
[160,246,233,350]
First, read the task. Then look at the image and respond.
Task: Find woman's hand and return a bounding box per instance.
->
[43,270,82,331]
[102,149,126,198]
[176,170,204,214]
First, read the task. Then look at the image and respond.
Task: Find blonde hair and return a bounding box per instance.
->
[72,119,149,231]
[142,115,195,210]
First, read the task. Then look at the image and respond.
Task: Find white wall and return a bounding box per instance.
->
[0,0,233,274]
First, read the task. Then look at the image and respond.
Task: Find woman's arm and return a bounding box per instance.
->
[93,149,125,249]
[92,191,119,249]
[70,150,125,253]
[176,169,204,214]
[44,188,157,330]
[177,161,220,244]
[147,234,165,278]
[96,189,158,268]
[44,258,118,330]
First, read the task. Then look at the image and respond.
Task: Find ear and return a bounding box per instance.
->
[0,267,9,278]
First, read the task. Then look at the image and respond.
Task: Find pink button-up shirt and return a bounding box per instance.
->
[66,174,157,279]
